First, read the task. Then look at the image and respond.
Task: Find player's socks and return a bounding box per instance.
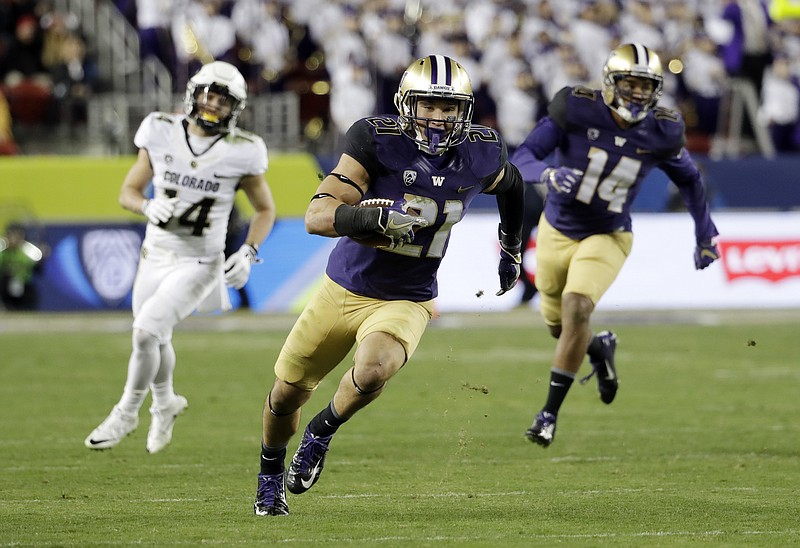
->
[543,369,575,415]
[117,388,147,415]
[308,402,347,438]
[260,444,287,475]
[150,381,175,408]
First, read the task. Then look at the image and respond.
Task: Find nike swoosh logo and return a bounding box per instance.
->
[636,148,651,154]
[213,173,237,178]
[604,361,616,380]
[550,382,566,387]
[457,185,475,193]
[87,439,109,445]
[261,455,278,461]
[300,462,322,489]
[386,218,414,230]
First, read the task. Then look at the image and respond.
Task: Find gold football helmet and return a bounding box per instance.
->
[394,55,474,154]
[601,43,663,124]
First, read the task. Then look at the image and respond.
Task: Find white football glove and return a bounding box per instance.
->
[540,167,584,195]
[141,197,179,224]
[376,208,429,247]
[224,243,262,289]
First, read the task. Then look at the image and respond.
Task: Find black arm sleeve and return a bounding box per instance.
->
[495,162,525,249]
[333,204,381,237]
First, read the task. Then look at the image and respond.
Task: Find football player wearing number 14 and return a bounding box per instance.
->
[84,61,276,454]
[253,55,525,516]
[510,43,720,448]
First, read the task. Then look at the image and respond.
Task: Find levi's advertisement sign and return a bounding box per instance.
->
[718,240,800,282]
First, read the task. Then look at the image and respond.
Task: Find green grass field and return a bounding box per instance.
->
[1,310,798,546]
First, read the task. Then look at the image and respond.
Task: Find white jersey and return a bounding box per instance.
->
[134,112,268,256]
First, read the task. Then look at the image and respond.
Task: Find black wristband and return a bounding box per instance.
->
[498,224,522,255]
[333,204,381,236]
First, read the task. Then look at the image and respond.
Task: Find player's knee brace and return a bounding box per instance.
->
[351,367,384,395]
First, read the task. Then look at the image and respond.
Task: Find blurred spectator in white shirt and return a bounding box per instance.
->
[363,8,413,114]
[232,0,292,86]
[329,62,375,140]
[569,0,619,76]
[172,0,236,86]
[759,54,800,151]
[682,32,728,134]
[619,0,665,53]
[136,0,179,81]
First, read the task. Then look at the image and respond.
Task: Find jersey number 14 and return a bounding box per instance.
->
[574,146,642,213]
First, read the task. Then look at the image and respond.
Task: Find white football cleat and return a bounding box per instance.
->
[85,406,138,449]
[146,395,188,454]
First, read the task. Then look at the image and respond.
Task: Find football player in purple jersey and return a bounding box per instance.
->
[511,43,720,448]
[254,55,525,516]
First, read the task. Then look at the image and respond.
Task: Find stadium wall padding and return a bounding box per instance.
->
[0,153,323,221]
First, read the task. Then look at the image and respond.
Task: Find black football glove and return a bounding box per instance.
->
[496,224,522,296]
[694,240,719,270]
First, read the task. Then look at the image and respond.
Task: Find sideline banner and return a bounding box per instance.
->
[29,213,800,312]
[436,212,800,312]
[31,220,335,312]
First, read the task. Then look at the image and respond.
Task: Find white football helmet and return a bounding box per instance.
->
[394,55,474,155]
[601,43,664,124]
[184,61,247,133]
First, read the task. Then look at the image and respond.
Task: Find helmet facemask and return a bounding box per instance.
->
[183,61,247,134]
[398,93,473,155]
[187,83,244,133]
[601,43,664,124]
[394,55,474,155]
[607,74,661,123]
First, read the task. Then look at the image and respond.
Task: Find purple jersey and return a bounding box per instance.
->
[512,86,717,242]
[326,115,508,301]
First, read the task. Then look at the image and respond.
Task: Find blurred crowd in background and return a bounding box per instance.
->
[1,0,800,156]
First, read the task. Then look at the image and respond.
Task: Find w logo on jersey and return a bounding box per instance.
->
[403,170,417,186]
[432,176,445,187]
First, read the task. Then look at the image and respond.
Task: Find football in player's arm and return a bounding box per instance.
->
[253,54,525,516]
[510,43,720,448]
[85,61,276,454]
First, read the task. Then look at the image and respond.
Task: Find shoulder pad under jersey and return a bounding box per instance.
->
[343,116,416,176]
[225,127,261,145]
[549,86,606,131]
[652,106,686,141]
[548,86,601,129]
[459,124,506,179]
[146,112,178,126]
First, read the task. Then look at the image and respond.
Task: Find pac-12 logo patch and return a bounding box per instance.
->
[403,170,417,186]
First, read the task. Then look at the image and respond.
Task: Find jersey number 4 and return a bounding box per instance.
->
[162,189,214,235]
[574,147,642,213]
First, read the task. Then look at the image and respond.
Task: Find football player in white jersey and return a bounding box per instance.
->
[85,61,276,453]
